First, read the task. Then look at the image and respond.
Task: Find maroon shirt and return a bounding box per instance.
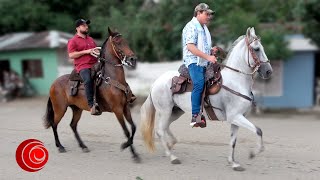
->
[67,34,97,73]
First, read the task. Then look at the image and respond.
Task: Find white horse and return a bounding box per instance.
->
[140,27,273,171]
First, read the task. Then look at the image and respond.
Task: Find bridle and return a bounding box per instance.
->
[98,34,128,67]
[218,35,270,76]
[95,34,135,103]
[214,35,271,105]
[245,36,270,70]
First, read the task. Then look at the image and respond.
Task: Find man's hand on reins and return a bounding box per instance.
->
[90,47,101,58]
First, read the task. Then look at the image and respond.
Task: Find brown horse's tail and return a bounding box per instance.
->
[140,94,156,152]
[43,97,54,129]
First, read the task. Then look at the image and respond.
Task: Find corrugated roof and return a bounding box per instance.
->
[286,34,318,51]
[0,30,74,52]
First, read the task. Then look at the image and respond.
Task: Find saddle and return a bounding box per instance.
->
[68,66,100,96]
[170,63,222,121]
[68,62,136,104]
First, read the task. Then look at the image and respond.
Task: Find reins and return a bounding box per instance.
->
[214,35,269,104]
[98,34,126,67]
[96,34,134,103]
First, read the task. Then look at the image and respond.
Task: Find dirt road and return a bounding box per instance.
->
[1,97,320,180]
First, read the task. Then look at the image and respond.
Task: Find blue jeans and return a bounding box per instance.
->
[188,63,205,115]
[79,68,94,107]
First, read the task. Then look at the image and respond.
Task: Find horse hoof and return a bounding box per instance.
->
[58,147,66,153]
[133,155,141,163]
[82,147,90,153]
[121,143,129,150]
[171,158,181,164]
[249,151,255,159]
[233,166,245,171]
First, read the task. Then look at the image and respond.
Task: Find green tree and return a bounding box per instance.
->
[302,0,320,47]
[260,28,292,60]
[1,0,314,61]
[0,0,52,34]
[0,0,93,34]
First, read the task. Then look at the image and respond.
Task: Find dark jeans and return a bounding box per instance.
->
[188,63,205,115]
[79,68,94,107]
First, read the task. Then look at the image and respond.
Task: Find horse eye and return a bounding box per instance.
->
[254,47,260,51]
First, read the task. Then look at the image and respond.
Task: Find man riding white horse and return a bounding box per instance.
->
[182,3,218,128]
[141,26,273,170]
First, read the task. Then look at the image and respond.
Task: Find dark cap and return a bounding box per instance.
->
[194,3,215,15]
[75,19,91,27]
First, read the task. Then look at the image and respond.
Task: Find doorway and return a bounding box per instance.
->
[0,60,10,85]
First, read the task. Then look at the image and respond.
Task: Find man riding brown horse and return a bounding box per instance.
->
[67,19,136,115]
[44,27,140,162]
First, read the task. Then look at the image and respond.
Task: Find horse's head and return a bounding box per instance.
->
[100,27,137,69]
[245,27,273,79]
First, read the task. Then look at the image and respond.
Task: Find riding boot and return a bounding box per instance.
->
[129,93,137,103]
[91,78,102,116]
[190,113,206,128]
[90,103,102,116]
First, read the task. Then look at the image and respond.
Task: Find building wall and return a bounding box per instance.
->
[0,49,58,95]
[262,52,315,108]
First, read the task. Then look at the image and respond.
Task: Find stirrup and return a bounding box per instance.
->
[190,114,206,128]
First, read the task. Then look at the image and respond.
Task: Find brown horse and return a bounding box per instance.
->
[43,28,140,162]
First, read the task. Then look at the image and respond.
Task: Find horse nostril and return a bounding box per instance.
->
[266,70,272,75]
[130,56,137,62]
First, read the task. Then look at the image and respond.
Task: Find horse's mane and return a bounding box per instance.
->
[100,32,121,58]
[223,35,245,64]
[100,37,109,58]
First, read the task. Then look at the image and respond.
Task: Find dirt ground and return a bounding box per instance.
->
[1,96,320,180]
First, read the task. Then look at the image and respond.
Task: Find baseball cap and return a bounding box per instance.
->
[194,3,215,15]
[75,19,91,27]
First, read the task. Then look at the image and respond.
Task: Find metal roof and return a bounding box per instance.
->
[0,30,74,52]
[286,34,318,52]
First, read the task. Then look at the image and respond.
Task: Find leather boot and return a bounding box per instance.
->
[90,105,102,116]
[129,93,137,103]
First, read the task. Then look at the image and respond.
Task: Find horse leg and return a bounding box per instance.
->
[232,114,264,159]
[166,107,184,150]
[123,105,140,163]
[69,106,89,153]
[249,126,264,159]
[113,108,134,155]
[51,103,68,153]
[228,124,245,171]
[156,111,180,164]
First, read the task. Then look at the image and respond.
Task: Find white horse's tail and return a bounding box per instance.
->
[140,94,156,152]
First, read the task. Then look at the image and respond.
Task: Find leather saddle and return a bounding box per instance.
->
[170,63,222,120]
[68,63,136,104]
[171,63,222,95]
[68,63,102,96]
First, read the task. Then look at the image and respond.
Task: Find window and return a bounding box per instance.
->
[22,60,43,78]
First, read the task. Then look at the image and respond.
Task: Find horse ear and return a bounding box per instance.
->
[108,27,113,37]
[246,27,251,38]
[250,27,256,37]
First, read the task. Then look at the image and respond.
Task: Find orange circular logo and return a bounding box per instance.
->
[15,139,49,172]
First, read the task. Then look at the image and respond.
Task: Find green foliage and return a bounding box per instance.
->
[302,0,320,48]
[0,0,317,61]
[0,0,52,33]
[213,9,259,45]
[253,0,304,23]
[259,29,292,60]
